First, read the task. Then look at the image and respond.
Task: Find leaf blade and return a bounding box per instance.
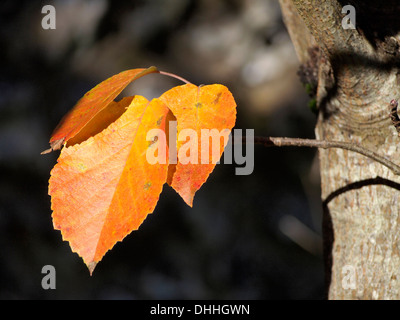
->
[46,66,159,152]
[159,84,237,206]
[49,95,169,273]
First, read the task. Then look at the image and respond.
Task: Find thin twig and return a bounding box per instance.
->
[253,136,400,175]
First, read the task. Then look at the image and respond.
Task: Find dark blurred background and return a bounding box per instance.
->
[0,0,324,299]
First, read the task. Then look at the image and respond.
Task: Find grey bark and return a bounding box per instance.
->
[279,0,400,299]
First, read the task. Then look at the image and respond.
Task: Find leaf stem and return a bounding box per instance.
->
[253,136,400,175]
[159,70,192,85]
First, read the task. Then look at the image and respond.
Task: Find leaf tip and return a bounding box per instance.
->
[182,194,194,207]
[41,138,65,155]
[87,261,97,276]
[40,148,52,155]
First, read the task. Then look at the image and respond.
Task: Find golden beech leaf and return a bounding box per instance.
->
[49,95,169,274]
[159,84,237,207]
[42,66,159,154]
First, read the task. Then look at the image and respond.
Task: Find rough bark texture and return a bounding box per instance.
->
[279,0,400,299]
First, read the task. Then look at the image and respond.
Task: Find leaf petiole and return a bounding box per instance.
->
[158,70,192,85]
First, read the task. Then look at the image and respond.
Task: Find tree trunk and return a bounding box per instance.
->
[279,0,400,299]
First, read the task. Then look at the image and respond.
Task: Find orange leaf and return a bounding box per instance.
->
[42,66,159,153]
[159,84,237,207]
[49,96,169,274]
[66,96,134,147]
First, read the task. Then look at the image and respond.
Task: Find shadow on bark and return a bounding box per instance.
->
[321,176,400,298]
